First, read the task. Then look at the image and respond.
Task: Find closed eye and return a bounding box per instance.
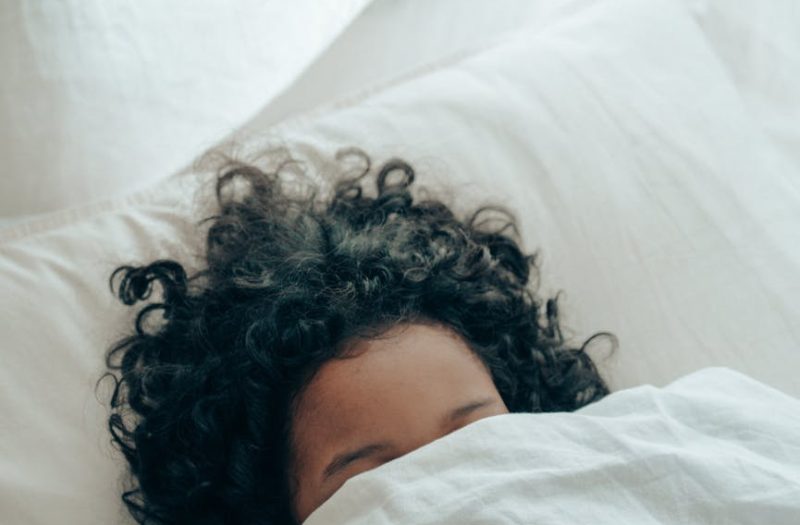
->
[443,397,498,427]
[322,442,393,480]
[321,396,499,482]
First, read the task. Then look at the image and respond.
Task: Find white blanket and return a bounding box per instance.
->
[305,368,800,524]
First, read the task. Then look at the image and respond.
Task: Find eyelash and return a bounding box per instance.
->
[447,413,483,433]
[336,409,497,479]
[376,453,400,466]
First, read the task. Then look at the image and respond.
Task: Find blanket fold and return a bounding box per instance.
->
[305,367,800,524]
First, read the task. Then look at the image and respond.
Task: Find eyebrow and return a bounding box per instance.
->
[321,397,498,482]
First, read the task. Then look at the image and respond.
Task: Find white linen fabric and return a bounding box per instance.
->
[249,0,800,172]
[252,0,544,130]
[1,0,799,523]
[682,0,800,173]
[304,367,800,524]
[0,0,372,218]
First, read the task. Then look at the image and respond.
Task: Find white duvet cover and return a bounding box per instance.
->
[305,368,800,524]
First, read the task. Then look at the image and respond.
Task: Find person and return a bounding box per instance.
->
[99,148,615,525]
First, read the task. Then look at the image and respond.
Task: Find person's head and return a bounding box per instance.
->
[100,148,614,524]
[290,320,511,521]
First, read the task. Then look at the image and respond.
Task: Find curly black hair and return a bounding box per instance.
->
[98,147,616,525]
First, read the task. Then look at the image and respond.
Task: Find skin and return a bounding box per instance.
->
[288,322,510,523]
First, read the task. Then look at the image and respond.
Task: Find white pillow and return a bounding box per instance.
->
[254,0,544,129]
[0,0,372,218]
[1,0,799,523]
[681,0,800,172]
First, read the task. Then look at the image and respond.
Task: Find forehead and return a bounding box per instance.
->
[291,323,495,438]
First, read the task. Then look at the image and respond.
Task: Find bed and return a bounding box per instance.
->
[1,0,799,523]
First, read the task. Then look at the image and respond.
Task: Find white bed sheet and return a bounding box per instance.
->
[305,367,800,524]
